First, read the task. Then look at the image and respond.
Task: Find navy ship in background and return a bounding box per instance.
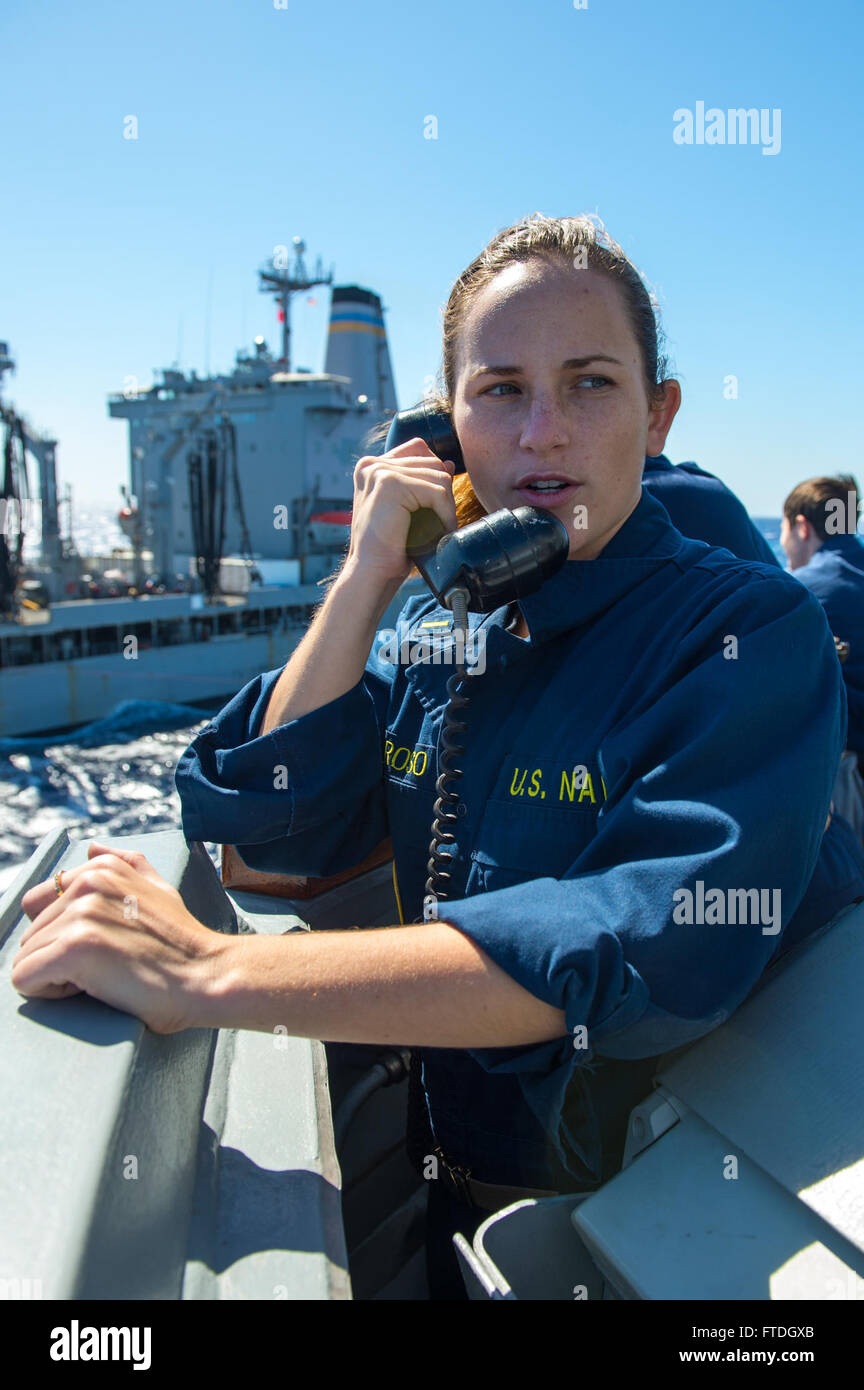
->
[0,240,405,737]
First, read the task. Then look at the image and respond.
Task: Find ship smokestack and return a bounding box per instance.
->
[324,286,397,415]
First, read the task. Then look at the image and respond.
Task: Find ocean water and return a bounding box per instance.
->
[0,513,786,893]
[3,511,215,890]
[753,517,783,564]
[0,710,213,891]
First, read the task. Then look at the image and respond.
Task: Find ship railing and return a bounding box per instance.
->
[0,828,358,1300]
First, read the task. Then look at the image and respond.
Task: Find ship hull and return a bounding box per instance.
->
[0,631,300,737]
[0,581,421,738]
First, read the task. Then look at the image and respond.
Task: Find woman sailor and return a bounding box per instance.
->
[13,213,864,1298]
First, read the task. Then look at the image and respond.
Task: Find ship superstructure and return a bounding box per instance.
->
[109,243,397,586]
[0,243,408,736]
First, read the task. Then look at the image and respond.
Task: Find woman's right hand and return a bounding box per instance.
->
[346,437,459,584]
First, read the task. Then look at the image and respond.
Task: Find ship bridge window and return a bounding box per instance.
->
[1,636,42,667]
[156,619,187,646]
[43,632,83,662]
[87,625,124,656]
[125,622,154,650]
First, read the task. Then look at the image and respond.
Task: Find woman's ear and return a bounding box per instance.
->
[645,379,682,457]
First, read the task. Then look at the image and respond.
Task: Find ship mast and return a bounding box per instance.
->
[258,238,333,369]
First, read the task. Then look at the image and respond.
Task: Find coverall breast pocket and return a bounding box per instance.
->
[469,796,600,891]
[385,771,438,842]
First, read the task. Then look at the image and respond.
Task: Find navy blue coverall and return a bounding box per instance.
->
[175,488,864,1202]
[642,454,780,567]
[792,533,864,757]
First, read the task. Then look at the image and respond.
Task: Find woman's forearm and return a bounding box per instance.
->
[260,559,404,734]
[201,922,567,1048]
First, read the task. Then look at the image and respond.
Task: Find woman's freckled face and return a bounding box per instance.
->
[451,260,674,559]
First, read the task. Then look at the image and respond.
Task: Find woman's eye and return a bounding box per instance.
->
[482,377,612,396]
[578,375,613,389]
[481,376,613,398]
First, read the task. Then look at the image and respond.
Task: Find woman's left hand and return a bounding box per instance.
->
[11,842,229,1034]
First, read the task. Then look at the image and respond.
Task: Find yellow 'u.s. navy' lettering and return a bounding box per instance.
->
[506,760,607,805]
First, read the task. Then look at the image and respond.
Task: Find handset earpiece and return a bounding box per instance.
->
[385,403,461,562]
[384,402,465,475]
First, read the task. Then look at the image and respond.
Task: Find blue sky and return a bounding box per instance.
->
[2,0,861,513]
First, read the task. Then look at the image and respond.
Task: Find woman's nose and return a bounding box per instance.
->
[518,396,570,453]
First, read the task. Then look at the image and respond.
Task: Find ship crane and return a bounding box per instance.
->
[0,342,77,612]
[126,386,226,587]
[0,406,29,618]
[186,415,257,600]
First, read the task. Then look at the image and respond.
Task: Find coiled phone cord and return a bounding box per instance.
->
[385,490,571,1189]
[408,587,472,1177]
[422,587,472,922]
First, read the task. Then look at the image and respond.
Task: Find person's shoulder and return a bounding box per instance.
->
[796,546,864,596]
[675,532,784,580]
[674,535,823,618]
[647,456,727,491]
[644,459,778,562]
[793,554,827,587]
[668,459,725,486]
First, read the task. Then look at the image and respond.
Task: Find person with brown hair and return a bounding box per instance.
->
[13,215,864,1300]
[781,474,862,571]
[782,475,864,838]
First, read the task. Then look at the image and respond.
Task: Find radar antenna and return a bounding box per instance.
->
[258,238,333,370]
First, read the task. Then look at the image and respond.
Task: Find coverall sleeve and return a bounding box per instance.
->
[174,621,401,877]
[437,575,847,1141]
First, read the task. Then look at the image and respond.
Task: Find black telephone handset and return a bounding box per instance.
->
[383,404,570,921]
[384,403,569,612]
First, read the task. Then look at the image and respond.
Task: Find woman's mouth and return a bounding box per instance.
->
[513,478,581,507]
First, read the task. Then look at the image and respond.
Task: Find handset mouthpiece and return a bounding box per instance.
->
[413,506,570,612]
